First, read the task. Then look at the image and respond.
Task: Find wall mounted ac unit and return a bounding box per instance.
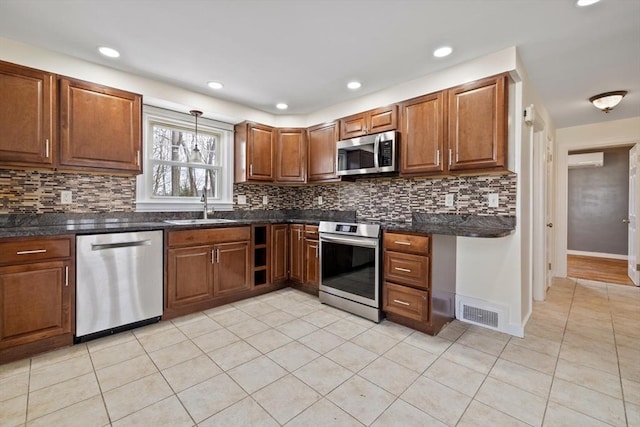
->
[568,152,604,169]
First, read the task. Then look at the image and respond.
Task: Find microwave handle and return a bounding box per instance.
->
[374,135,380,169]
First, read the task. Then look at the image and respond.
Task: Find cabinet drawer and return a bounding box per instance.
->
[384,251,429,289]
[383,282,429,322]
[303,225,319,239]
[384,232,430,255]
[168,226,250,247]
[0,237,72,265]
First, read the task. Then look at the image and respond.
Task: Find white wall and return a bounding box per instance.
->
[555,117,640,277]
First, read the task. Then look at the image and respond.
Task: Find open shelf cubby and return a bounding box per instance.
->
[252,224,269,287]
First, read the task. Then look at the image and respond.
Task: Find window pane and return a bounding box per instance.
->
[151,164,217,198]
[152,124,217,165]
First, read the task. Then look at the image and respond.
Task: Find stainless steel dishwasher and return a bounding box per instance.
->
[75,230,163,341]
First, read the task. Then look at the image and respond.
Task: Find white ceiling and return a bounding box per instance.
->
[1,0,639,129]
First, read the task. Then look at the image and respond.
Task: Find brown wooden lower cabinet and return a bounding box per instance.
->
[271,224,288,284]
[288,224,320,295]
[289,224,304,283]
[303,238,319,289]
[214,241,251,297]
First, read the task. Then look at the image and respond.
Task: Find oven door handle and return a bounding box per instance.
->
[320,235,379,248]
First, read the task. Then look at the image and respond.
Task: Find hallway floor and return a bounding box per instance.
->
[568,255,635,286]
[1,278,639,426]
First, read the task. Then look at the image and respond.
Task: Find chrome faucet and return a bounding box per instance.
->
[200,186,210,219]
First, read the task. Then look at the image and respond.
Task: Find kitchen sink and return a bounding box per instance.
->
[164,218,238,225]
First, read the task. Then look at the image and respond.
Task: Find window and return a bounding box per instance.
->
[136,106,234,211]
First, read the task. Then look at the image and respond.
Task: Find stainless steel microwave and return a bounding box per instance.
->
[336,131,397,176]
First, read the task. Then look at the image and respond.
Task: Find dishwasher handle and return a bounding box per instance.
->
[91,239,152,251]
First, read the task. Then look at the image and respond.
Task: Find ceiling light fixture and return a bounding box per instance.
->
[589,91,627,113]
[189,110,204,163]
[433,46,453,58]
[276,103,288,110]
[576,0,600,6]
[98,46,120,58]
[207,81,223,90]
[347,81,362,90]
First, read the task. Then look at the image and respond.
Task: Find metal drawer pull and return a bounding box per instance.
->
[91,240,151,251]
[65,266,69,287]
[16,249,47,255]
[394,241,411,245]
[395,267,412,272]
[393,299,411,306]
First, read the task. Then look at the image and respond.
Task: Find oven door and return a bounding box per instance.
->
[319,234,380,307]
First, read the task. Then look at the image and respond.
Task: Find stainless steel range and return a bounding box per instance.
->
[319,221,382,322]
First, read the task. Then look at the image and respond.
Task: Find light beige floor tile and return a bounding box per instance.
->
[500,341,557,375]
[280,302,320,317]
[508,332,561,358]
[620,355,640,383]
[404,331,452,355]
[327,376,395,426]
[342,314,377,329]
[358,357,419,396]
[86,331,135,353]
[276,318,319,340]
[161,354,222,393]
[208,340,261,371]
[267,341,320,372]
[95,354,157,392]
[627,402,640,427]
[245,328,293,353]
[227,318,271,339]
[457,400,529,427]
[28,372,100,421]
[400,376,470,425]
[208,308,252,327]
[287,398,363,427]
[550,378,627,427]
[199,396,278,427]
[383,342,438,373]
[90,339,146,370]
[0,358,30,381]
[253,374,321,424]
[424,358,486,397]
[30,344,88,371]
[0,370,29,402]
[301,309,341,328]
[325,342,378,372]
[372,320,414,340]
[475,376,547,426]
[131,320,176,339]
[555,358,622,399]
[227,355,288,394]
[192,328,240,353]
[317,305,351,318]
[559,343,619,376]
[170,311,209,327]
[525,318,566,342]
[489,358,553,398]
[293,356,353,395]
[102,372,173,421]
[137,327,187,353]
[623,378,640,406]
[27,395,109,427]
[442,343,497,375]
[351,329,400,355]
[236,301,279,317]
[323,318,369,340]
[298,329,345,353]
[148,339,203,370]
[203,303,236,317]
[0,394,27,427]
[437,323,467,341]
[371,398,447,427]
[543,401,613,427]
[178,373,247,423]
[111,395,192,427]
[176,316,222,339]
[260,310,297,327]
[457,330,509,356]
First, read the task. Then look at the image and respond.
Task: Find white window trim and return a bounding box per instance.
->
[136,105,235,212]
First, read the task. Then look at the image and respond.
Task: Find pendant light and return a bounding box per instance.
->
[189,110,204,163]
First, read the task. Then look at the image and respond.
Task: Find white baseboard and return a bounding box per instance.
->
[567,250,628,261]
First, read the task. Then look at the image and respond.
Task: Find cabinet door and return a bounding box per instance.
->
[307,122,339,182]
[0,61,55,167]
[59,78,142,173]
[275,128,306,182]
[0,261,71,349]
[248,123,274,181]
[167,246,214,309]
[339,113,367,139]
[368,105,398,135]
[214,241,251,297]
[448,74,508,171]
[303,238,319,288]
[400,92,445,174]
[271,225,288,283]
[289,225,304,283]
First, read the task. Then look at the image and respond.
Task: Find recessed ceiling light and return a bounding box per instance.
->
[98,46,120,58]
[276,103,288,110]
[207,81,223,90]
[347,81,362,90]
[576,0,600,6]
[433,46,453,58]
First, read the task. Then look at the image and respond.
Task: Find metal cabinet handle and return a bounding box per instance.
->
[16,249,47,255]
[315,245,319,258]
[136,150,141,166]
[65,266,69,287]
[436,149,440,165]
[45,139,50,158]
[395,267,412,273]
[449,149,453,166]
[211,249,215,264]
[393,299,411,306]
[394,241,411,246]
[250,164,253,176]
[217,248,220,263]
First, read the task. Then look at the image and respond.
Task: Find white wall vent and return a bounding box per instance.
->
[568,152,604,169]
[456,296,508,332]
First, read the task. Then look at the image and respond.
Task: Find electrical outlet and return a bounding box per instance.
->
[317,196,323,206]
[445,194,454,207]
[60,190,72,204]
[237,195,247,205]
[262,195,268,206]
[488,193,499,208]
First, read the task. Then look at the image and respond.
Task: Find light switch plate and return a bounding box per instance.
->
[237,195,247,205]
[488,193,499,208]
[318,196,323,206]
[445,194,454,207]
[61,190,72,204]
[262,195,268,205]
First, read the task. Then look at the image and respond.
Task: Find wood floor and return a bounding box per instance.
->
[567,255,635,286]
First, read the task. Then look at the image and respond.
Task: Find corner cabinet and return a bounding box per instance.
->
[0,235,74,363]
[271,224,289,284]
[234,122,275,183]
[289,224,304,283]
[307,122,340,182]
[58,78,142,173]
[339,105,398,139]
[275,128,307,183]
[289,223,319,295]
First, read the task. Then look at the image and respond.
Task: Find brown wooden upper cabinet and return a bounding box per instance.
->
[59,78,142,173]
[339,105,398,139]
[0,61,56,168]
[307,121,340,182]
[234,121,275,183]
[275,128,306,183]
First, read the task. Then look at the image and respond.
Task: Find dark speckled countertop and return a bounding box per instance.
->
[0,211,515,239]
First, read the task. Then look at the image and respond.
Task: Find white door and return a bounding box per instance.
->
[629,144,639,286]
[546,136,555,288]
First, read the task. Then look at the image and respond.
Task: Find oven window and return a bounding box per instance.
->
[321,241,376,300]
